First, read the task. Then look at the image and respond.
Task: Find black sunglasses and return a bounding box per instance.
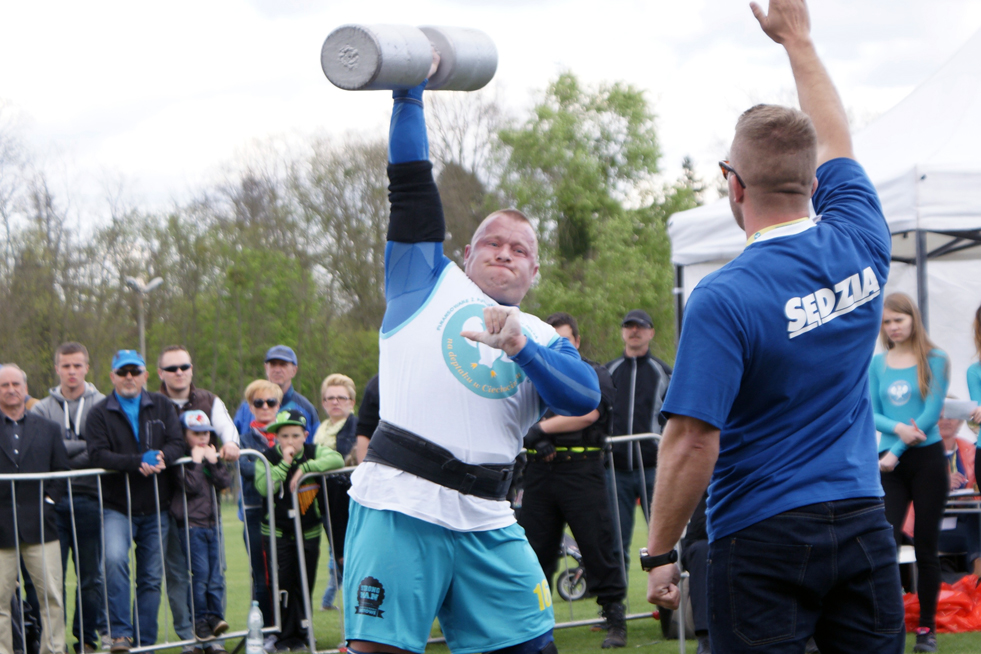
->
[252,398,279,408]
[114,367,144,377]
[719,160,747,189]
[161,364,192,373]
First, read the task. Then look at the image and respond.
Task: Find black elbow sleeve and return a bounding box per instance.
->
[387,161,445,243]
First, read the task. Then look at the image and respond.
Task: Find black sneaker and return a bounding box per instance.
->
[913,627,937,653]
[195,620,215,641]
[208,616,229,638]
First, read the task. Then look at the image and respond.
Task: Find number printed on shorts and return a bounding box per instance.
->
[533,578,552,611]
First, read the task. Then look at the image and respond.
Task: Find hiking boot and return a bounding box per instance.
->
[913,627,937,653]
[600,601,627,648]
[109,637,131,653]
[208,617,229,638]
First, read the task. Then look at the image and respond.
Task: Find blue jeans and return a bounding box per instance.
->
[708,498,905,654]
[320,555,341,609]
[178,526,224,623]
[103,509,169,645]
[165,514,194,641]
[55,494,107,650]
[608,466,655,574]
[938,512,981,567]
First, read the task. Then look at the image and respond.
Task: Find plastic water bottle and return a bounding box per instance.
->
[246,601,263,654]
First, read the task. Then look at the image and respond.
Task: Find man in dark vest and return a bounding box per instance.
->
[156,345,238,654]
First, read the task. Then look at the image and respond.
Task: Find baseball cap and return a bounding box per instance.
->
[112,350,146,370]
[264,345,298,365]
[266,409,308,434]
[621,309,653,328]
[181,410,216,433]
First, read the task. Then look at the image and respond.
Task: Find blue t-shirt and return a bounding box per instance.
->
[967,362,981,408]
[869,350,949,457]
[662,157,891,542]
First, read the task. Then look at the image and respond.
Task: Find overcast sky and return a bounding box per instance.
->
[2,0,980,219]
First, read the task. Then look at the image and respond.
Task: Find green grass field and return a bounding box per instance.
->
[63,502,981,653]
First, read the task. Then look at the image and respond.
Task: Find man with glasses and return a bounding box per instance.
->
[233,346,320,443]
[155,345,239,654]
[86,351,185,653]
[645,1,903,652]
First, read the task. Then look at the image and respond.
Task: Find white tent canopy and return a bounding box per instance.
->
[667,27,981,419]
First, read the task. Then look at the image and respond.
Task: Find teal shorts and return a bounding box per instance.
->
[343,500,555,654]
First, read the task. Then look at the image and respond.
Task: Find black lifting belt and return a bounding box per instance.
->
[364,421,514,501]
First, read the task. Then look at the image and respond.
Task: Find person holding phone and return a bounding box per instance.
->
[86,350,185,653]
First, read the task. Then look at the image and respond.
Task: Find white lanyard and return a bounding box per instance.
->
[64,395,86,438]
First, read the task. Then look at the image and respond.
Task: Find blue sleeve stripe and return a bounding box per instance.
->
[381,259,453,338]
[513,338,601,417]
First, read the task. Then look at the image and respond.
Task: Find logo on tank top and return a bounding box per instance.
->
[887,380,912,406]
[441,303,527,399]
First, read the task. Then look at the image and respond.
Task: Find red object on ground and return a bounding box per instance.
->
[904,575,981,632]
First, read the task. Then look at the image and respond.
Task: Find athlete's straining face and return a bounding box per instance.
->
[463,212,539,306]
[882,308,913,346]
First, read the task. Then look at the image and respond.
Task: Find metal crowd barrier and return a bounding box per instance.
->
[283,433,694,654]
[0,449,280,654]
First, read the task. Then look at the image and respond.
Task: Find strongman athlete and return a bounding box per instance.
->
[342,56,601,654]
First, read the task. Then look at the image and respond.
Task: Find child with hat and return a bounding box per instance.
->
[172,410,232,645]
[255,410,343,651]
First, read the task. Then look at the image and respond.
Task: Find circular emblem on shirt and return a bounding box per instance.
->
[441,303,526,399]
[887,380,912,406]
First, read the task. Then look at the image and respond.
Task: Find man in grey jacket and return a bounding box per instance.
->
[31,343,107,653]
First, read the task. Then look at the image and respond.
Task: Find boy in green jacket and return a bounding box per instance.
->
[255,409,343,651]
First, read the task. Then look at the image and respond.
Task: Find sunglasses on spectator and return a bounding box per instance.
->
[324,396,351,403]
[161,364,192,373]
[719,160,747,189]
[252,398,279,408]
[114,367,145,377]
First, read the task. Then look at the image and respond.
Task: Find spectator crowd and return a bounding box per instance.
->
[1,298,981,654]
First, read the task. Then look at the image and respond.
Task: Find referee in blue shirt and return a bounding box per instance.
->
[644,1,905,653]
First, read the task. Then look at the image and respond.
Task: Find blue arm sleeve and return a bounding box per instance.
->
[968,363,981,404]
[869,363,900,437]
[912,353,950,435]
[389,82,428,164]
[511,337,601,417]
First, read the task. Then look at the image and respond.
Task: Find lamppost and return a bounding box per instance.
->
[124,276,164,360]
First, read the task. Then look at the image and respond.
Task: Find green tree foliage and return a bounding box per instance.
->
[498,72,696,363]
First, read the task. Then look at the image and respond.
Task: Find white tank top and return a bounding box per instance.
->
[349,263,558,531]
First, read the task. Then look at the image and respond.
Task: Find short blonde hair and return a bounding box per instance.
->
[244,379,283,404]
[732,104,817,196]
[321,374,356,404]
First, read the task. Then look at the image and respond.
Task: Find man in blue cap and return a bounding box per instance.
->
[85,350,185,653]
[233,345,320,442]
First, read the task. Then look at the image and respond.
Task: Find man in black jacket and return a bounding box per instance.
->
[86,351,185,653]
[605,310,671,577]
[0,363,69,654]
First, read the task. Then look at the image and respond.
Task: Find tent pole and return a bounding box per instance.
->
[674,265,684,345]
[916,229,929,330]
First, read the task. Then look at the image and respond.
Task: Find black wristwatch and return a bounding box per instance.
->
[639,547,678,571]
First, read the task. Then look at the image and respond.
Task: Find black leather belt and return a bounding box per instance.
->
[364,421,514,501]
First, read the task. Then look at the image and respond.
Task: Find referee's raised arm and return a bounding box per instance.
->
[751,0,852,164]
